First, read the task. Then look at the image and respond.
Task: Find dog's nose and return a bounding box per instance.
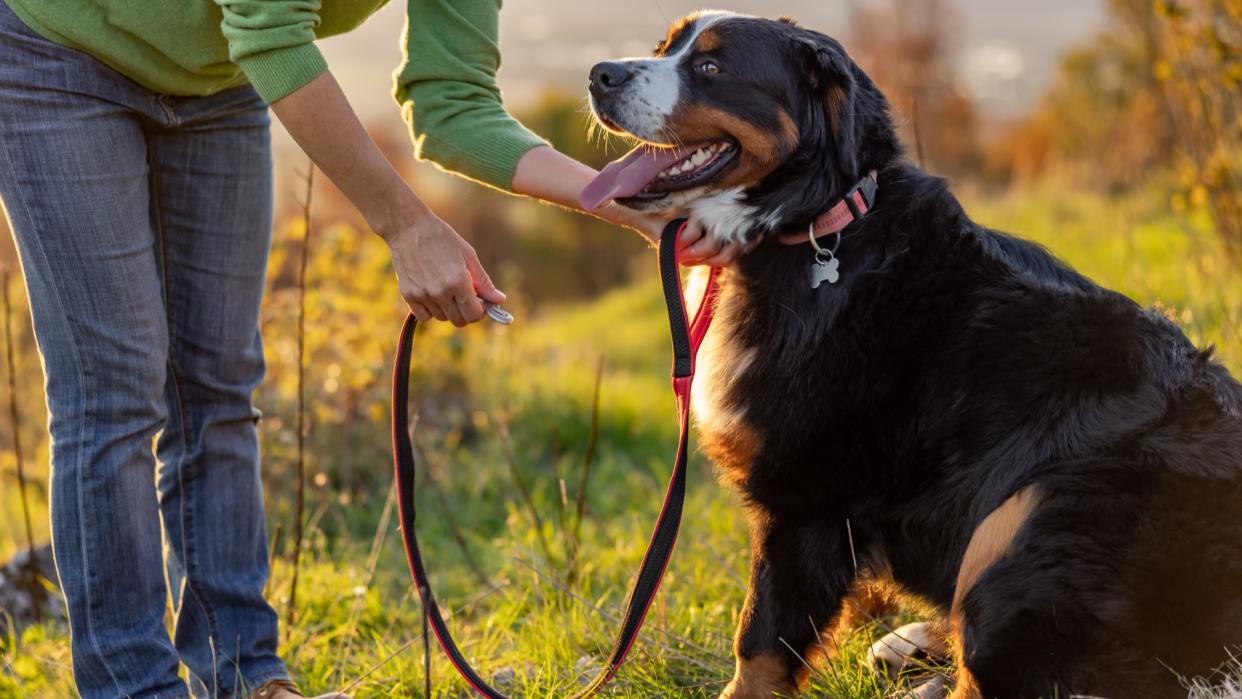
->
[589,62,633,95]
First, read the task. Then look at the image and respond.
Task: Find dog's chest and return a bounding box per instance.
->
[690,277,763,478]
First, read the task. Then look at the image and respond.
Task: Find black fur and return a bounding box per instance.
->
[726,161,1242,696]
[711,20,901,239]
[596,14,1242,699]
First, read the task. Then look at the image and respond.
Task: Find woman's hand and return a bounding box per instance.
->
[377,209,505,326]
[272,72,507,326]
[675,214,760,266]
[512,146,756,267]
[605,205,755,266]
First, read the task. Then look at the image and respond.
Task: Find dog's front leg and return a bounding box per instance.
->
[719,518,856,699]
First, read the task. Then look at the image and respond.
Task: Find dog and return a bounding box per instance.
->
[583,11,1242,699]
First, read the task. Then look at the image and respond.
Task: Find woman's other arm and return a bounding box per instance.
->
[398,0,747,261]
[271,72,502,326]
[215,0,500,325]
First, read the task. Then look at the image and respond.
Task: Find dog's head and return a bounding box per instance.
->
[583,12,899,245]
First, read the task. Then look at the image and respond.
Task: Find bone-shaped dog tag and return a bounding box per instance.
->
[810,255,840,289]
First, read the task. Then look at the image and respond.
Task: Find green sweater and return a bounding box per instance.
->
[5,0,546,190]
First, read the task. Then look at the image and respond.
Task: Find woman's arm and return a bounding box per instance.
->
[397,0,745,262]
[272,72,502,326]
[214,0,499,325]
[514,145,753,263]
[511,145,665,241]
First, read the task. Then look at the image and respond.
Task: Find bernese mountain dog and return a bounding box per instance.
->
[581,11,1242,699]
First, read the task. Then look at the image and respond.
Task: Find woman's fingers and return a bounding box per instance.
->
[444,302,468,327]
[414,273,486,327]
[699,242,744,267]
[678,218,706,250]
[385,209,509,327]
[452,292,485,326]
[682,231,726,265]
[432,274,474,327]
[685,231,720,259]
[425,298,451,322]
[465,247,506,305]
[680,220,760,266]
[409,301,434,323]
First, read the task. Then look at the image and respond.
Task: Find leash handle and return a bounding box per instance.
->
[393,218,720,697]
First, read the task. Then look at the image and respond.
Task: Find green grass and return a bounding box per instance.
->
[2,184,1240,698]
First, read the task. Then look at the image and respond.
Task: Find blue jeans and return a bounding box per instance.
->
[0,2,287,697]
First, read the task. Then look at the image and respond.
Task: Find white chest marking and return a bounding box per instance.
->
[690,188,761,246]
[692,316,756,438]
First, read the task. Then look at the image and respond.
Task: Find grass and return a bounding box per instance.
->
[2,183,1240,698]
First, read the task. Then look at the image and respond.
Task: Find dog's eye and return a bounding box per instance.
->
[697,60,721,75]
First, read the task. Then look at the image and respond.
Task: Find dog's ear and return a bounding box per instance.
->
[793,35,858,177]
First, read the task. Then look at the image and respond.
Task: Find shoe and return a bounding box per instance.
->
[250,679,352,699]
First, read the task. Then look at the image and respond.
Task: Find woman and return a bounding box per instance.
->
[0,1,740,697]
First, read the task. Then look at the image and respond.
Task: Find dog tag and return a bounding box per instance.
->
[483,301,514,325]
[810,255,840,288]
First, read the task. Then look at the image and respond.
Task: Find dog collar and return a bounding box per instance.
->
[777,170,878,246]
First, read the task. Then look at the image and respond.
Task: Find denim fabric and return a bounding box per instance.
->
[0,1,287,696]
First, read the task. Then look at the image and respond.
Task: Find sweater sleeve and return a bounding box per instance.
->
[394,0,547,191]
[214,0,329,103]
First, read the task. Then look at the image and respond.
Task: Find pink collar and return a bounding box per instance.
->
[777,170,878,246]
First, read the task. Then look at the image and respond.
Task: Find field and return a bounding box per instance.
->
[2,180,1241,698]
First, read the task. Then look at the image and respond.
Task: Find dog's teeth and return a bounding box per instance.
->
[691,151,707,166]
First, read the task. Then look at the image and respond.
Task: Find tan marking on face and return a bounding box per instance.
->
[720,654,795,699]
[951,486,1041,621]
[826,84,849,139]
[656,15,697,56]
[663,104,800,191]
[695,28,722,52]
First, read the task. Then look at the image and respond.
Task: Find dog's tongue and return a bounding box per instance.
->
[580,144,696,211]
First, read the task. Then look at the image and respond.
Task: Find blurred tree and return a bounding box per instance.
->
[1151,0,1242,257]
[995,0,1241,256]
[847,0,982,178]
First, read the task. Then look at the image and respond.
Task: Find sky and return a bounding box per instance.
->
[315,0,1106,135]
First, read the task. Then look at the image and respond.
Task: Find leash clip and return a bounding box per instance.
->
[483,301,513,325]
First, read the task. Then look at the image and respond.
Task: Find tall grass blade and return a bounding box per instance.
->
[2,270,41,622]
[287,161,314,630]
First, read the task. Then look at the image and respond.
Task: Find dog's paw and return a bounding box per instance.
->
[867,622,950,681]
[901,675,949,699]
[718,655,797,699]
[718,678,790,699]
[717,677,743,699]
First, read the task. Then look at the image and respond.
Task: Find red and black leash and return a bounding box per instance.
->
[391,219,720,697]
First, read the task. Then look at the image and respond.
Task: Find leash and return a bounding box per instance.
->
[392,218,720,697]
